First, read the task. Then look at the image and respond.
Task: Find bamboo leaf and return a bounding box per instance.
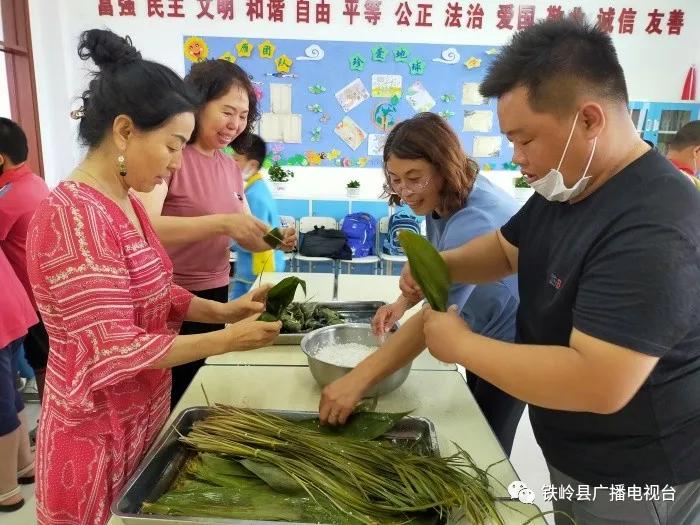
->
[199,452,255,477]
[258,311,278,322]
[143,485,305,521]
[263,227,284,248]
[260,276,307,320]
[240,459,305,494]
[144,483,370,524]
[398,230,450,312]
[295,411,412,440]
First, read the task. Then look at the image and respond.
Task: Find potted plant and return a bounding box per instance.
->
[512,174,533,204]
[346,179,360,197]
[268,163,294,193]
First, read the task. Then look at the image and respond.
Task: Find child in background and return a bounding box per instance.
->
[230,134,286,299]
[0,118,51,402]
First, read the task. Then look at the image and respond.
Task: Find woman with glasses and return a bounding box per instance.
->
[319,112,525,456]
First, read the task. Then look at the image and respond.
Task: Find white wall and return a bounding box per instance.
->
[27,0,700,189]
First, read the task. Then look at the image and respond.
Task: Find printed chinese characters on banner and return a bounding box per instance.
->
[95,1,685,37]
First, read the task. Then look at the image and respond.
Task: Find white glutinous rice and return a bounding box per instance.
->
[313,343,377,368]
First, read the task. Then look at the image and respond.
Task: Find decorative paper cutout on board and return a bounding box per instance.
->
[275,55,293,73]
[253,83,264,102]
[432,47,460,65]
[439,110,455,119]
[218,51,236,63]
[406,81,436,113]
[462,83,485,105]
[327,149,341,161]
[258,40,276,59]
[368,133,388,156]
[260,114,302,144]
[357,157,368,167]
[373,100,399,132]
[184,37,208,62]
[349,53,366,72]
[310,127,322,142]
[463,110,493,132]
[281,115,302,144]
[235,39,253,57]
[307,104,323,113]
[319,113,330,124]
[296,44,325,61]
[306,151,323,165]
[270,84,292,114]
[265,72,298,79]
[270,143,284,163]
[394,47,410,63]
[371,45,388,62]
[335,78,370,113]
[486,48,499,55]
[441,93,456,103]
[464,56,482,69]
[259,114,281,141]
[371,75,402,98]
[409,59,427,76]
[308,84,326,94]
[473,136,502,158]
[334,116,367,150]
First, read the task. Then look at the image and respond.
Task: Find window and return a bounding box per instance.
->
[1,0,43,178]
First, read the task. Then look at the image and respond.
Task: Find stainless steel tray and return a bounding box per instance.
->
[112,406,440,525]
[274,300,386,345]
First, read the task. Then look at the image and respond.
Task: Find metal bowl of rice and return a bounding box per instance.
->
[300,323,412,397]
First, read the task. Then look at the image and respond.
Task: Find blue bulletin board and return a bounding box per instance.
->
[184,35,515,171]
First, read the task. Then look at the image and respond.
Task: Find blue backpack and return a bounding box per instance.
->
[341,213,377,258]
[383,211,421,255]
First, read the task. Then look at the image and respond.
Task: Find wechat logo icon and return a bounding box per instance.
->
[508,480,536,504]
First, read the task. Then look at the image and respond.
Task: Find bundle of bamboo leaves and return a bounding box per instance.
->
[144,405,512,525]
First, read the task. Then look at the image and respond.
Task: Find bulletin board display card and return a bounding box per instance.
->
[184,35,515,170]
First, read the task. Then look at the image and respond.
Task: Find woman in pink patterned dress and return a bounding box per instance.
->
[26,30,281,525]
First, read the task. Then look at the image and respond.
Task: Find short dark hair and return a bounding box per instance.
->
[76,29,200,148]
[480,18,629,114]
[233,133,266,167]
[185,60,260,149]
[382,112,479,214]
[0,118,29,164]
[669,121,700,150]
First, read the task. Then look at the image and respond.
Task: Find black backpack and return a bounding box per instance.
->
[299,226,352,260]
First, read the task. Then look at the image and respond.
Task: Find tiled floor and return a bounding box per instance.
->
[0,402,40,525]
[2,387,553,525]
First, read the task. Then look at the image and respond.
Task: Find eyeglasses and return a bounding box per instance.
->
[385,175,432,196]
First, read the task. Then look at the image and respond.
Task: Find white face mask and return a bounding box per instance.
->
[527,112,598,202]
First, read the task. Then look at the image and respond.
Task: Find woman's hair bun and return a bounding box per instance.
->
[78,29,142,70]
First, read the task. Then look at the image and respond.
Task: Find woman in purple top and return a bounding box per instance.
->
[139,60,296,407]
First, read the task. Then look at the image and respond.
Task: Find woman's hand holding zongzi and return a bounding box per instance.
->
[223,313,282,352]
[221,284,272,323]
[278,227,297,252]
